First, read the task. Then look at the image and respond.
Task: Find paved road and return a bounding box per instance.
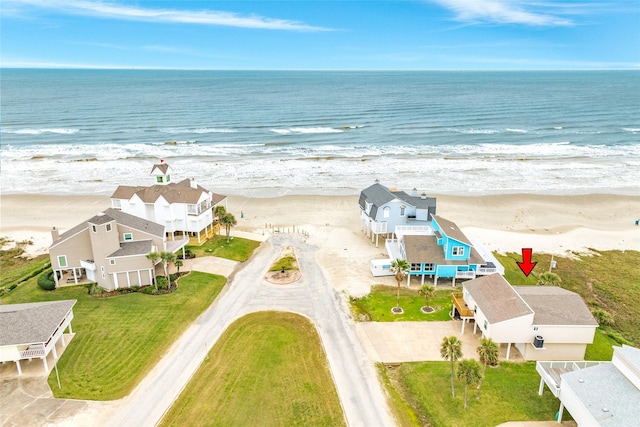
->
[107,233,394,427]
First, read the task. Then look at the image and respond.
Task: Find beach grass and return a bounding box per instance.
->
[160,311,345,427]
[349,286,452,321]
[0,239,50,290]
[3,271,226,400]
[497,250,640,346]
[186,235,260,262]
[382,361,569,427]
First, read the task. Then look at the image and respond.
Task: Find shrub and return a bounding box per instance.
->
[607,331,632,346]
[37,270,56,291]
[8,284,18,291]
[592,309,614,327]
[156,276,168,290]
[87,282,104,295]
[142,286,156,295]
[130,285,140,292]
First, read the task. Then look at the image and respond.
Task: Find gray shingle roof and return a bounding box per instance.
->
[432,215,472,246]
[464,274,533,324]
[108,240,153,258]
[514,286,598,326]
[51,208,165,249]
[359,182,436,218]
[0,300,76,346]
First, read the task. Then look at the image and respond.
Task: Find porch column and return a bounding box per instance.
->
[434,275,438,287]
[61,333,66,347]
[53,270,59,286]
[149,269,153,285]
[506,342,512,360]
[52,344,58,360]
[473,321,477,334]
[68,322,73,334]
[538,377,545,396]
[73,268,78,284]
[452,277,456,287]
[42,357,49,373]
[557,403,564,423]
[15,360,22,376]
[407,274,411,288]
[421,275,425,285]
[461,318,466,334]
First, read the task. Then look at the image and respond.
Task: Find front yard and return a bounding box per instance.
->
[350,285,453,321]
[4,271,226,400]
[186,235,261,262]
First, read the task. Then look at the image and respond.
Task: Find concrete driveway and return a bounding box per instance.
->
[106,233,394,427]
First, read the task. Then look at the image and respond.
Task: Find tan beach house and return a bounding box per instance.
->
[110,160,226,244]
[457,274,598,361]
[49,208,188,291]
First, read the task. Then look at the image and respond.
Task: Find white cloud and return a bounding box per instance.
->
[429,0,575,26]
[4,0,331,31]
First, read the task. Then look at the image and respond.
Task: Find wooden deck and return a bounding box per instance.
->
[451,292,474,318]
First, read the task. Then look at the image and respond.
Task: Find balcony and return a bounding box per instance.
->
[451,292,474,318]
[455,270,476,279]
[80,259,96,271]
[20,345,45,359]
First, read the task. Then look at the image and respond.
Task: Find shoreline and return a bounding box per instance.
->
[2,192,639,264]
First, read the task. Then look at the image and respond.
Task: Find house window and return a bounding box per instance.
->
[109,259,116,265]
[123,232,133,241]
[112,199,121,209]
[58,255,68,268]
[157,176,163,183]
[187,204,197,215]
[106,223,112,232]
[452,246,465,256]
[400,205,406,216]
[424,263,434,271]
[92,225,97,233]
[410,263,421,271]
[166,175,171,182]
[383,207,390,218]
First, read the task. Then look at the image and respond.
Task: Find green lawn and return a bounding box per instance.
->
[585,329,617,361]
[350,285,453,321]
[186,235,261,262]
[382,361,569,427]
[160,311,345,427]
[3,271,226,400]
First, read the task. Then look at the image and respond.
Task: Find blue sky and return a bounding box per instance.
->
[2,0,639,69]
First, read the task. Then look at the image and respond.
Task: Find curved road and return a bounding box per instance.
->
[107,233,394,427]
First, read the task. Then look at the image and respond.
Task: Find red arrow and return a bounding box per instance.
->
[517,248,537,277]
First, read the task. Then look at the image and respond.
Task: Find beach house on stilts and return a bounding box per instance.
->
[110,160,226,244]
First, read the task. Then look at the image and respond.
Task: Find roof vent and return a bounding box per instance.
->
[96,212,105,216]
[421,192,427,200]
[602,407,609,412]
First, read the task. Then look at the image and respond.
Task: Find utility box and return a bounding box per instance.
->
[370,259,394,277]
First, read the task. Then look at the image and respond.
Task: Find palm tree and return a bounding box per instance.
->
[214,205,226,235]
[220,212,237,243]
[476,337,500,399]
[418,284,436,311]
[174,259,183,274]
[456,359,482,410]
[159,251,176,285]
[146,251,160,290]
[537,271,561,286]
[441,335,463,398]
[389,259,410,311]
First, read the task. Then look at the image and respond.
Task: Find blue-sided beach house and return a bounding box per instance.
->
[360,182,501,284]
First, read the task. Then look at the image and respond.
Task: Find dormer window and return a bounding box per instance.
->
[157,176,163,183]
[166,175,170,182]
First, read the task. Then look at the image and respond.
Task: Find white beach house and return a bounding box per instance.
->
[110,160,227,244]
[0,300,76,375]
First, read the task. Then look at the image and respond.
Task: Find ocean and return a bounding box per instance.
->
[1,69,638,197]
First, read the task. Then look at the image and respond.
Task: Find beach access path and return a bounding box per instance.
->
[105,232,394,427]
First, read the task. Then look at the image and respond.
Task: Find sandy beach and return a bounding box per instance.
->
[2,192,639,295]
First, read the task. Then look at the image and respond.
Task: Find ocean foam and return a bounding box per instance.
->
[1,128,79,135]
[269,127,344,135]
[159,127,237,134]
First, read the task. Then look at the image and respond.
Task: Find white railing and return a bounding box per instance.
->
[80,259,96,271]
[20,347,45,358]
[371,222,388,234]
[395,225,432,237]
[476,267,497,275]
[536,360,605,397]
[456,271,476,279]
